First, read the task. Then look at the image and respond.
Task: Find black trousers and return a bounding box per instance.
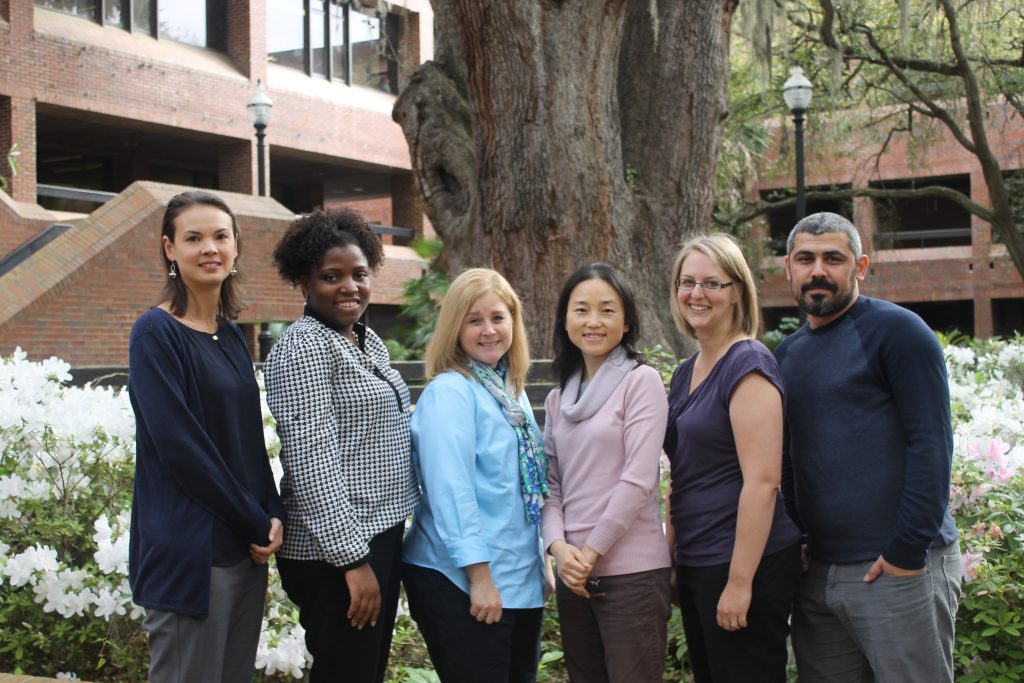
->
[676,542,801,683]
[402,562,543,683]
[276,522,405,683]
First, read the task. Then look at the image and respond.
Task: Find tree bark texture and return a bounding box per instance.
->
[394,0,737,356]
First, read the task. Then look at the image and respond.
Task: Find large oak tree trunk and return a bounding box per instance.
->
[394,0,737,356]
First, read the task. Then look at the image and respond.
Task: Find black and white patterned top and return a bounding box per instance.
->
[263,315,419,567]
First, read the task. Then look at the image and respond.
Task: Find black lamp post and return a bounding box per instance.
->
[247,80,274,360]
[246,80,273,198]
[783,66,813,222]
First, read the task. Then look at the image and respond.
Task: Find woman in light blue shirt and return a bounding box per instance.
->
[403,268,548,683]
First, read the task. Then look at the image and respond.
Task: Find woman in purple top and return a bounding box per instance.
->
[542,264,672,682]
[664,234,801,683]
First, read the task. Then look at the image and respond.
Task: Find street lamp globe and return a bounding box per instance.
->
[783,66,813,113]
[247,80,273,128]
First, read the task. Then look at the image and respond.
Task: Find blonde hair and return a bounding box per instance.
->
[425,268,532,394]
[670,233,760,340]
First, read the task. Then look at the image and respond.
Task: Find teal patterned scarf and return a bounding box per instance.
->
[468,359,549,524]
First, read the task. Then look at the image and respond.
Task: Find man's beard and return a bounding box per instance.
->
[798,277,855,317]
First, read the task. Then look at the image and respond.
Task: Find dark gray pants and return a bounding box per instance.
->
[793,541,962,683]
[555,567,672,683]
[143,559,268,683]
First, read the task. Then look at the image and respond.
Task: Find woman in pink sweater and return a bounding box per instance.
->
[541,263,672,682]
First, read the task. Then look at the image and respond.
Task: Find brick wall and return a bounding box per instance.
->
[0,94,35,202]
[0,182,425,365]
[327,196,391,224]
[218,140,257,196]
[0,187,54,257]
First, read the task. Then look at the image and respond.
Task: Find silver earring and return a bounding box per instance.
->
[230,264,238,276]
[169,262,177,279]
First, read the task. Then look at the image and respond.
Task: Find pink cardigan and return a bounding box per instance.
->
[541,358,671,577]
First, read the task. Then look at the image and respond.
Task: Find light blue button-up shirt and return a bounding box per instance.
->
[403,370,545,609]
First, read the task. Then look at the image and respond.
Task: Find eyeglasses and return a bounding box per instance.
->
[676,277,735,292]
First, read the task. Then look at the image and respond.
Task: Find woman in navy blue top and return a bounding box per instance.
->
[128,191,284,683]
[664,234,801,683]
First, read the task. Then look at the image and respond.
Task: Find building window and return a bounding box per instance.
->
[760,184,853,256]
[268,0,402,94]
[159,0,225,49]
[36,0,99,21]
[870,174,972,249]
[267,0,307,71]
[104,0,127,28]
[898,300,974,336]
[35,0,225,51]
[330,0,348,84]
[131,0,152,34]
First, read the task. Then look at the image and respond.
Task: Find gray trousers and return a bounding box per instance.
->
[143,559,268,683]
[792,541,962,683]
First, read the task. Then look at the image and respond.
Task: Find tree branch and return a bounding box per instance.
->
[721,185,994,227]
[848,22,978,154]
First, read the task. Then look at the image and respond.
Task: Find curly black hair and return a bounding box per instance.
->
[272,207,385,285]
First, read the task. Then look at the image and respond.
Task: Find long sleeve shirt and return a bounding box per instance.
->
[263,315,419,568]
[541,358,671,577]
[128,308,283,618]
[403,371,546,609]
[776,296,958,569]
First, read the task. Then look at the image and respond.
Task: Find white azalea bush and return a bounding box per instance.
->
[0,348,309,680]
[943,338,1024,683]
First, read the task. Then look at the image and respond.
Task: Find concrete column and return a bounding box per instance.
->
[0,95,36,203]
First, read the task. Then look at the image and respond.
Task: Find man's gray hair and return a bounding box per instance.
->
[786,212,863,259]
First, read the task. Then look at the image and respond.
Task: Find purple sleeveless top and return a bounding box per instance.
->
[665,339,800,567]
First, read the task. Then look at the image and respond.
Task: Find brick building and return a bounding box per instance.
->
[0,0,432,365]
[754,105,1024,338]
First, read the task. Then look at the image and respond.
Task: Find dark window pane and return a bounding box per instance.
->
[870,174,971,249]
[760,185,853,256]
[384,12,400,94]
[267,0,307,72]
[206,0,227,52]
[104,0,127,28]
[35,0,99,21]
[132,0,152,35]
[350,7,390,92]
[330,0,347,81]
[311,0,326,76]
[159,0,207,47]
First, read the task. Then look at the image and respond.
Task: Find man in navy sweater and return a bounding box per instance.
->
[775,212,961,683]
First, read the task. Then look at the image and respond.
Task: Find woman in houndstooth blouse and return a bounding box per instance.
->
[263,208,419,683]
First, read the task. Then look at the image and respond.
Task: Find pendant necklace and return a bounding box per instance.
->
[185,313,219,341]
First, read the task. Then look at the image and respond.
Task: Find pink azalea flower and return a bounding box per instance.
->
[961,551,983,582]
